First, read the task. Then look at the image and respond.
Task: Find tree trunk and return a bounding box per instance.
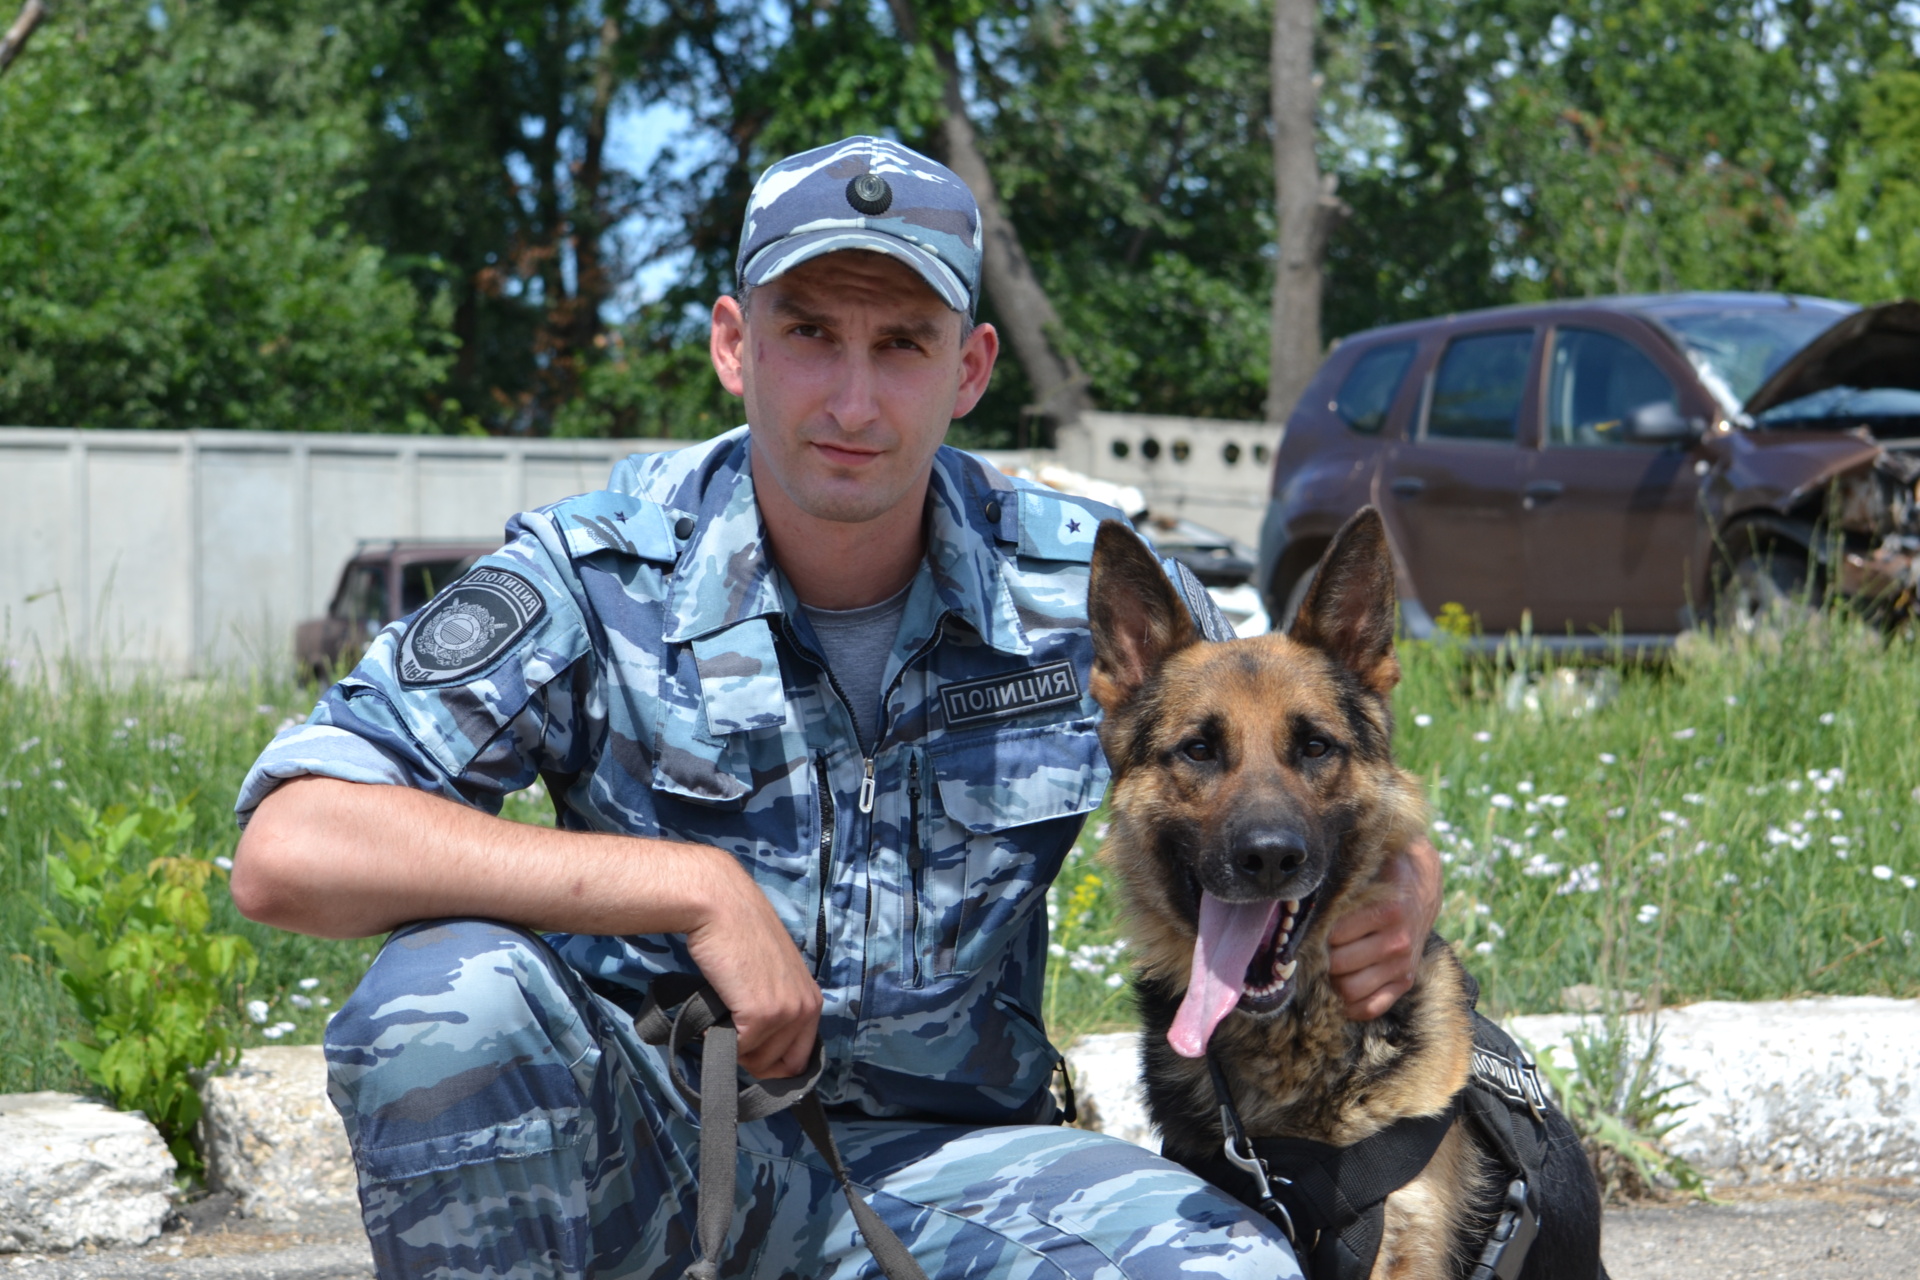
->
[1266,0,1347,423]
[886,0,1090,435]
[0,0,47,78]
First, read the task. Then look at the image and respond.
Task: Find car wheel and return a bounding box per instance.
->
[1715,542,1815,638]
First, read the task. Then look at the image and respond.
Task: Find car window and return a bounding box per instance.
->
[401,559,470,615]
[1546,328,1680,448]
[1335,342,1417,433]
[334,565,384,624]
[1425,330,1535,442]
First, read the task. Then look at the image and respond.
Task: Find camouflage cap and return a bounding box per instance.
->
[736,136,983,315]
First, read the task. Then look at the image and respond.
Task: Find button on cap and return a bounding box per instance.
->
[984,501,1000,524]
[674,516,695,540]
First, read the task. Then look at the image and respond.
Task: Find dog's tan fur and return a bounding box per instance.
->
[1088,509,1490,1279]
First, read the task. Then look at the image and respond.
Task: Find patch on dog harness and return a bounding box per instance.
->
[1470,1044,1551,1114]
[940,661,1081,727]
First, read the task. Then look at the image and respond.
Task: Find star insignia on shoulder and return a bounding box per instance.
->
[1067,518,1082,533]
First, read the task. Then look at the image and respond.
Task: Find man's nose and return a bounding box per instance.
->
[823,349,882,429]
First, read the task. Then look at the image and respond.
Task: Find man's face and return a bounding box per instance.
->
[710,251,998,526]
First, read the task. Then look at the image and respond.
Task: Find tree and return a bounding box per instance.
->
[1266,0,1344,421]
[0,1,451,432]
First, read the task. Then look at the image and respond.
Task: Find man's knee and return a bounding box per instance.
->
[325,919,604,1167]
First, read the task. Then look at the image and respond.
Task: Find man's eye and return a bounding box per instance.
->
[1301,738,1330,759]
[1181,739,1213,762]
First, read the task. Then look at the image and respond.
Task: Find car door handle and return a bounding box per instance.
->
[1524,480,1564,501]
[1390,476,1425,497]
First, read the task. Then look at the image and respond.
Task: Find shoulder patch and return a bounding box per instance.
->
[399,566,546,686]
[1015,487,1112,563]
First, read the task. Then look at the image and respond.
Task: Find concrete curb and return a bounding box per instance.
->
[1064,996,1920,1184]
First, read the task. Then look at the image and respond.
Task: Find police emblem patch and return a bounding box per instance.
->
[398,566,545,686]
[941,661,1081,727]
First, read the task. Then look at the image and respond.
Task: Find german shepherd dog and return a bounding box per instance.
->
[1086,508,1605,1279]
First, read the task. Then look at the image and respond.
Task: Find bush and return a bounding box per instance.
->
[35,796,255,1175]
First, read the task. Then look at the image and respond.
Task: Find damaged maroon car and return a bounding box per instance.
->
[1257,292,1920,645]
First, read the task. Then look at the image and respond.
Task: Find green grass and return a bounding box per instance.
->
[1042,612,1920,1043]
[10,604,1920,1092]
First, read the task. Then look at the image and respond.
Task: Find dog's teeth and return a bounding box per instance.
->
[1285,899,1299,913]
[1282,915,1295,931]
[1277,960,1297,980]
[1277,929,1290,948]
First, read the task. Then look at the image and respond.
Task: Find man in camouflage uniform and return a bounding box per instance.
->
[233,136,1441,1279]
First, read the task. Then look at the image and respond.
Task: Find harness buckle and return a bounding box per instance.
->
[1466,1178,1540,1280]
[1219,1104,1296,1243]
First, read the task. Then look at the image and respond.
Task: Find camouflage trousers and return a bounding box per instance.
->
[323,920,1304,1279]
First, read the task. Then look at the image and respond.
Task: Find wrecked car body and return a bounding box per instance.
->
[1257,292,1920,645]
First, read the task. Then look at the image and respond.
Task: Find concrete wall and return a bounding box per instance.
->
[0,428,670,676]
[1055,412,1280,547]
[0,416,1281,677]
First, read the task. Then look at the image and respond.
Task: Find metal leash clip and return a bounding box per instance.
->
[1219,1103,1296,1243]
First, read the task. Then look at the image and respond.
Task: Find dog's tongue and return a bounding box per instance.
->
[1168,893,1280,1059]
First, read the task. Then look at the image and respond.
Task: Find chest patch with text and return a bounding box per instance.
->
[941,661,1081,727]
[399,566,545,686]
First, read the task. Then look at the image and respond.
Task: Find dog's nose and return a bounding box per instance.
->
[1229,831,1309,892]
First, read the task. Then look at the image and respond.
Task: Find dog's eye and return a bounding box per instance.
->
[1181,739,1214,762]
[1301,738,1330,759]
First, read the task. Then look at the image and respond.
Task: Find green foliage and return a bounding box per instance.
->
[551,306,743,440]
[35,796,256,1175]
[1787,69,1920,301]
[0,0,453,433]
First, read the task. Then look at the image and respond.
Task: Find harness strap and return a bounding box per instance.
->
[1200,1053,1459,1279]
[634,980,930,1280]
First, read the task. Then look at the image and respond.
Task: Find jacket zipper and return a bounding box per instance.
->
[906,753,923,986]
[813,753,835,979]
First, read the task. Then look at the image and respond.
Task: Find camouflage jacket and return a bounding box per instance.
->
[239,429,1133,1123]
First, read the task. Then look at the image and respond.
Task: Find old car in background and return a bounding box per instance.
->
[1257,292,1920,645]
[295,539,498,678]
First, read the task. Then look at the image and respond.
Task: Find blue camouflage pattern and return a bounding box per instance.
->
[736,136,983,314]
[240,429,1291,1277]
[323,918,1302,1278]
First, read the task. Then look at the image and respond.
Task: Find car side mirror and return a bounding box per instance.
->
[1625,400,1702,442]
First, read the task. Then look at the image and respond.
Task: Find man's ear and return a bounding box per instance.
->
[1088,520,1197,711]
[710,295,747,398]
[1288,506,1401,694]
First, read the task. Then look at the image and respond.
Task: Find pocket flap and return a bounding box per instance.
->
[930,719,1109,833]
[692,620,790,736]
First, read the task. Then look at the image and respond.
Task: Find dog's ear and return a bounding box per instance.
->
[1089,519,1198,710]
[1288,506,1400,694]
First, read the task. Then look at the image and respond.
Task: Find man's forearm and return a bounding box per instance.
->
[232,775,739,940]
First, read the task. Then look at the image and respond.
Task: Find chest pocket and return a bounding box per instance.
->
[918,718,1109,978]
[649,621,790,810]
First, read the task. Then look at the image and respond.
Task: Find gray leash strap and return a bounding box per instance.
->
[634,982,929,1280]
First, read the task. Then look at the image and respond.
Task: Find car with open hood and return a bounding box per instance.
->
[1256,292,1920,645]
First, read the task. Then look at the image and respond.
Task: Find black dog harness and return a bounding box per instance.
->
[1183,1009,1552,1280]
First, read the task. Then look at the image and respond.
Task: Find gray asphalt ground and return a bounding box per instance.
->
[6,1182,1920,1278]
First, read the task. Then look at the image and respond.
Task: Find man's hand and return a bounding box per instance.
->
[684,864,824,1080]
[1326,834,1443,1021]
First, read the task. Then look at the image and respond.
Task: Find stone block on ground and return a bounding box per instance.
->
[1508,997,1920,1184]
[0,1092,175,1253]
[199,1046,356,1222]
[1063,1033,1158,1150]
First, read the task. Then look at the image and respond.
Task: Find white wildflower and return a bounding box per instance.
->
[1873,865,1894,881]
[1636,903,1661,924]
[1414,714,1433,727]
[1672,727,1696,740]
[246,1000,271,1025]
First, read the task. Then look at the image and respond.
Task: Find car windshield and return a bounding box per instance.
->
[1652,302,1851,406]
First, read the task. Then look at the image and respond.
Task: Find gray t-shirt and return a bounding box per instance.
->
[801,578,914,754]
